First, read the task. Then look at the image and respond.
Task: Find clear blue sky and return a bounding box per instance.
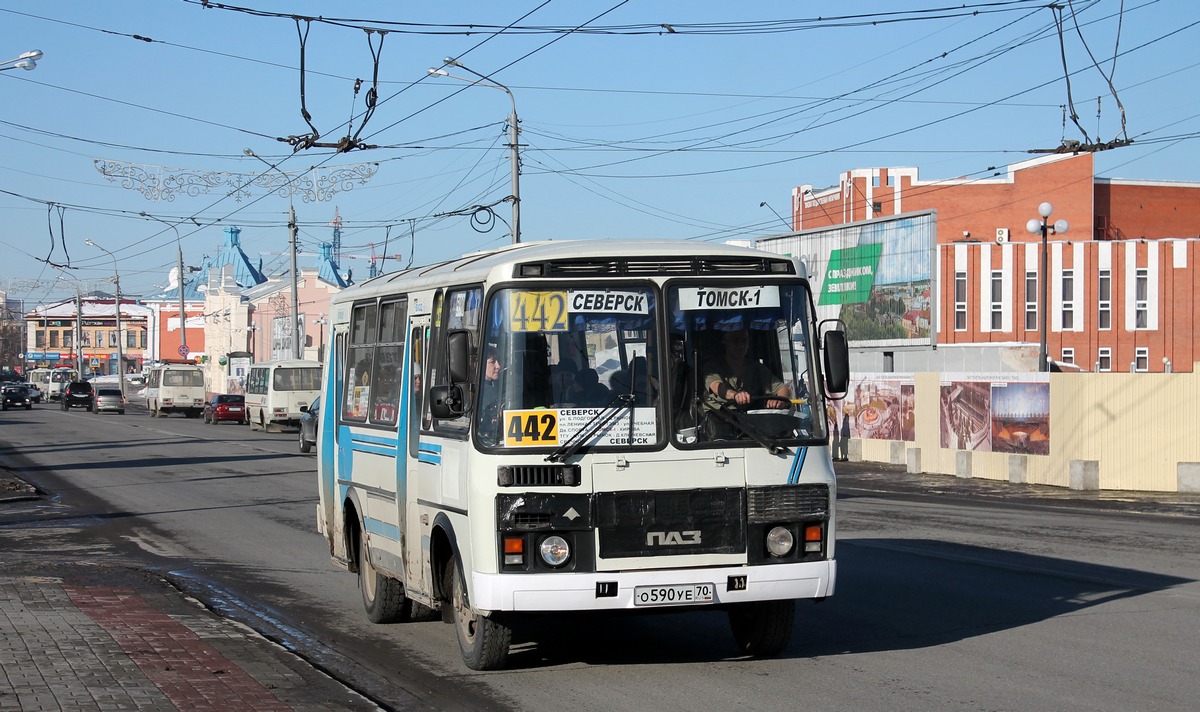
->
[2,0,1197,307]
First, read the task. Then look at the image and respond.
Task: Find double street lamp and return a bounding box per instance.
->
[0,50,42,72]
[1026,202,1069,373]
[85,239,124,395]
[428,57,521,243]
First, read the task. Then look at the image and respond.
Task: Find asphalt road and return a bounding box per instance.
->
[2,402,1198,711]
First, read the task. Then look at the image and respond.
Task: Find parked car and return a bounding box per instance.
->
[60,381,94,410]
[203,394,248,425]
[1,383,33,411]
[92,387,125,415]
[298,396,320,453]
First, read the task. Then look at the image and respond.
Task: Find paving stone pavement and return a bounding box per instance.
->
[0,570,381,711]
[0,468,382,711]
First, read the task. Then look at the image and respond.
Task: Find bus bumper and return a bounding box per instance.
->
[471,559,835,612]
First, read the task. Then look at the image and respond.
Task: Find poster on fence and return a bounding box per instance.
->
[830,374,915,442]
[938,373,1050,455]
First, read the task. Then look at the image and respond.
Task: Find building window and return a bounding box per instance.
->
[1061,348,1075,365]
[50,331,60,348]
[1061,269,1075,330]
[35,330,46,348]
[872,175,881,187]
[990,271,1003,330]
[1097,347,1112,372]
[1098,268,1111,330]
[1134,347,1149,372]
[1024,270,1037,331]
[1135,268,1148,329]
[64,331,72,349]
[94,330,103,348]
[126,331,136,349]
[954,271,967,331]
[887,174,895,187]
[140,331,147,349]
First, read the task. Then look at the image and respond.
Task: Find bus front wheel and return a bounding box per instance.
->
[358,531,411,624]
[727,599,795,657]
[445,554,511,670]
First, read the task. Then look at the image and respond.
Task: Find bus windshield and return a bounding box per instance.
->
[475,287,659,448]
[666,282,824,446]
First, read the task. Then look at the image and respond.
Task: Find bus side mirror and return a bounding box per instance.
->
[429,384,465,419]
[822,328,850,394]
[447,330,470,384]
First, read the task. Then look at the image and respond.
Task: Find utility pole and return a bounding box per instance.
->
[289,205,301,359]
[178,243,187,355]
[75,292,84,376]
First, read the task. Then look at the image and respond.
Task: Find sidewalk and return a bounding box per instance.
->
[0,469,381,712]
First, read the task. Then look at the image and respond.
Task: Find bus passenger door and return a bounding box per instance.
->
[402,318,429,589]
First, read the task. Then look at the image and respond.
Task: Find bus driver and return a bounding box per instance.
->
[703,329,790,410]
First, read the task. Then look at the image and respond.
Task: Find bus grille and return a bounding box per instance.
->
[522,256,794,278]
[596,488,746,558]
[497,464,581,487]
[746,484,829,523]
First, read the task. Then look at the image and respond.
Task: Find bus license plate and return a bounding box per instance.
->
[633,583,714,607]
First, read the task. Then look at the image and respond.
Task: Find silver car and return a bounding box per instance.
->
[93,387,125,415]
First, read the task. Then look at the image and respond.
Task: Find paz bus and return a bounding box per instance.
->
[315,240,849,670]
[28,367,79,401]
[244,358,322,431]
[146,363,206,418]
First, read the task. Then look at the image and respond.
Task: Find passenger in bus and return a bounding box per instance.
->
[569,368,612,407]
[477,346,503,444]
[702,329,790,411]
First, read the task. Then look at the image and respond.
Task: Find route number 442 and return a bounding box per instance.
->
[504,410,559,447]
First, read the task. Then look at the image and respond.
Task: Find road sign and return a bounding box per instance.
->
[178,344,191,357]
[90,358,100,369]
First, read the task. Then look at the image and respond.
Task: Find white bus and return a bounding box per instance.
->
[28,367,78,401]
[146,364,206,418]
[315,240,849,670]
[244,359,322,431]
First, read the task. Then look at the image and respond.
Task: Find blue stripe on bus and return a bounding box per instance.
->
[352,443,398,457]
[364,516,400,541]
[788,446,809,484]
[418,441,441,464]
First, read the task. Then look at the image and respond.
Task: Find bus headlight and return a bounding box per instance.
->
[765,526,795,557]
[539,535,571,566]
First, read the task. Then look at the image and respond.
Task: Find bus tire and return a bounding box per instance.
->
[358,532,410,624]
[445,554,510,670]
[727,599,795,657]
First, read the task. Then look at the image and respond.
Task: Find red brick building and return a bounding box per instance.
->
[789,153,1200,372]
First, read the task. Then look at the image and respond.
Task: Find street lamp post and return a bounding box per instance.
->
[0,50,42,72]
[141,212,189,357]
[85,239,124,396]
[1026,202,1069,373]
[428,58,521,243]
[312,313,328,363]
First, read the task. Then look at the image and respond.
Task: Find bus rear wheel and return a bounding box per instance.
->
[358,531,411,624]
[727,599,795,657]
[445,554,511,670]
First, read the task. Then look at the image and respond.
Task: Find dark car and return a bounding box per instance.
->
[203,394,247,425]
[60,380,94,410]
[1,384,33,411]
[93,387,125,415]
[298,396,320,453]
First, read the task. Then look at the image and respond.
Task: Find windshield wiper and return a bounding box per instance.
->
[545,392,635,463]
[547,358,644,463]
[708,407,790,456]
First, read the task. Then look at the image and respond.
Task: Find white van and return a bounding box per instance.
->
[244,359,322,431]
[146,364,206,418]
